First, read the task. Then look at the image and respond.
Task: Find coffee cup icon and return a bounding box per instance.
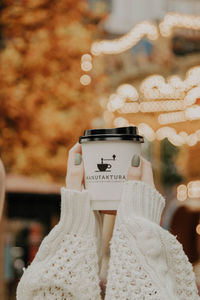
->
[96,156,116,172]
[97,163,112,172]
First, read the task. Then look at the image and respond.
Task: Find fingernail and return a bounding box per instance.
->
[131,154,140,167]
[74,153,82,165]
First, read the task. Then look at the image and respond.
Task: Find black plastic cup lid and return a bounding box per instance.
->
[79,126,144,143]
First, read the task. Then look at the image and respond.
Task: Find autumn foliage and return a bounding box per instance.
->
[0,0,103,182]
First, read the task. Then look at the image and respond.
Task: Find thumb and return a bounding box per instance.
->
[127,154,141,181]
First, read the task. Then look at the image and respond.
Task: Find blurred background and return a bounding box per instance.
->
[1,0,200,298]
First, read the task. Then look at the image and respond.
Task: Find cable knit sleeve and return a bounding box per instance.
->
[16,188,102,300]
[105,180,199,300]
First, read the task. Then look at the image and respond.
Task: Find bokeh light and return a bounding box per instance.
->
[177,184,187,201]
[80,74,91,85]
[188,181,200,198]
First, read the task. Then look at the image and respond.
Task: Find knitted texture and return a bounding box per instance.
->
[105,223,166,300]
[105,181,199,300]
[18,234,101,300]
[105,181,169,299]
[16,182,199,300]
[17,189,102,300]
[118,180,165,224]
[160,228,199,299]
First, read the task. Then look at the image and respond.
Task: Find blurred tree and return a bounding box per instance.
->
[0,0,105,182]
[161,138,183,187]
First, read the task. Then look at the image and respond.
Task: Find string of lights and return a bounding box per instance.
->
[109,115,200,147]
[106,66,200,118]
[80,14,200,148]
[91,21,158,56]
[160,13,200,37]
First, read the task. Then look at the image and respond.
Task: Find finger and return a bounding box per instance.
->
[127,154,142,181]
[67,143,82,168]
[69,142,82,154]
[141,157,154,187]
[66,142,84,190]
[66,157,84,190]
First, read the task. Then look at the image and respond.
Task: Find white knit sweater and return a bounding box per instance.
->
[16,180,199,300]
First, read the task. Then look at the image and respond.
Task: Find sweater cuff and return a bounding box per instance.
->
[119,180,165,224]
[60,188,96,236]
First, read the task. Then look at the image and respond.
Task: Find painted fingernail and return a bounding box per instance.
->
[74,153,82,165]
[131,154,140,167]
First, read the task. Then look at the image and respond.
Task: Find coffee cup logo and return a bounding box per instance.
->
[96,155,116,172]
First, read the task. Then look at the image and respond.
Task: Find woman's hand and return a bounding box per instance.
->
[66,142,84,192]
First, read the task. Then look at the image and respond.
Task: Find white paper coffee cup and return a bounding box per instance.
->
[79,127,144,210]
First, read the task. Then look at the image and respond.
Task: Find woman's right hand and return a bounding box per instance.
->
[99,155,154,215]
[65,142,84,192]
